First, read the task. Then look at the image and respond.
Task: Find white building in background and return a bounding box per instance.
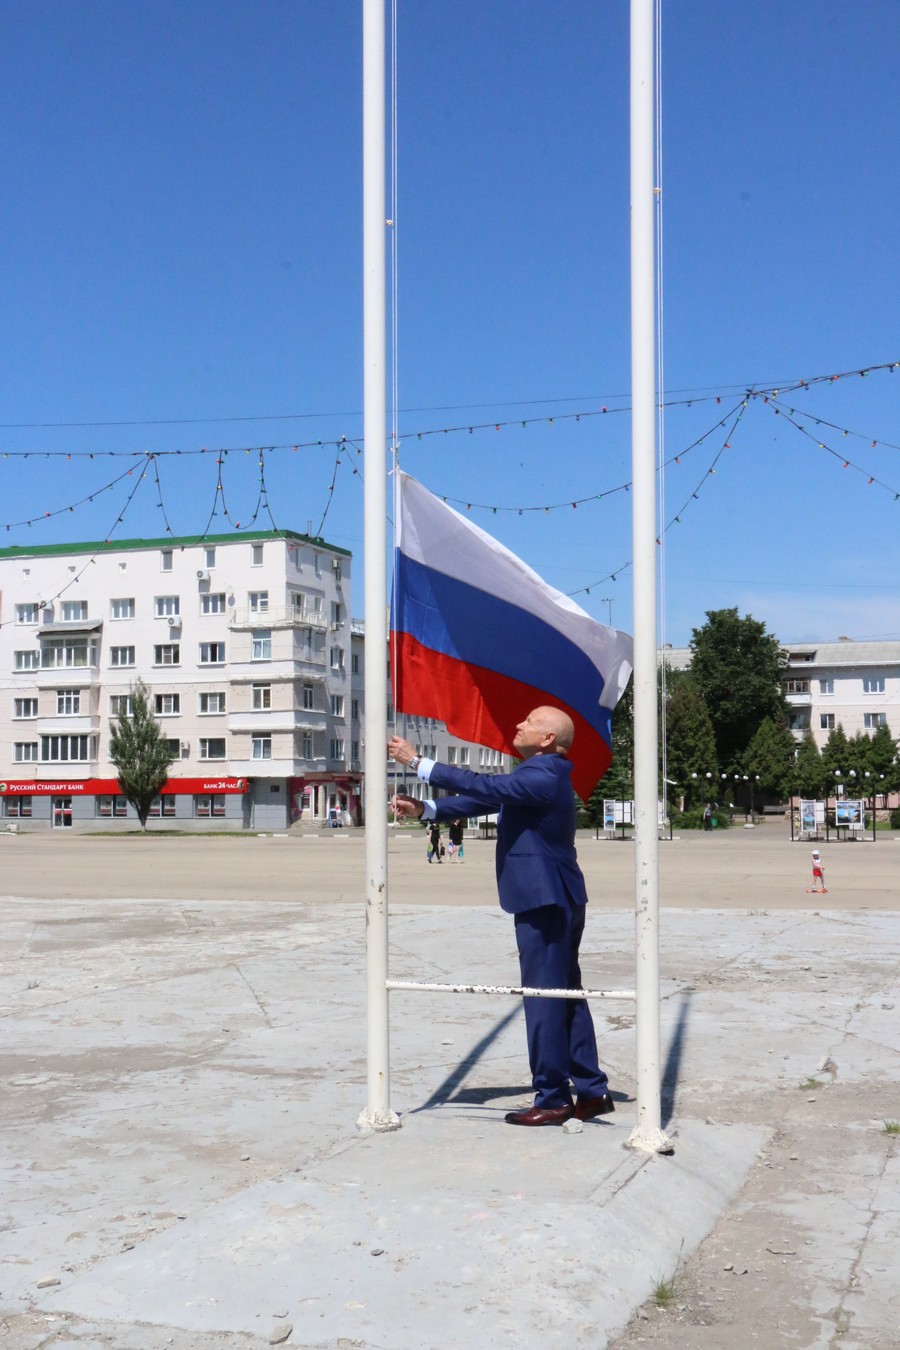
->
[0,530,511,831]
[662,638,900,749]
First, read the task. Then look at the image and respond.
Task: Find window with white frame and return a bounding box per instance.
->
[863,675,885,694]
[864,712,888,728]
[148,796,177,818]
[14,698,38,719]
[41,734,91,762]
[351,740,359,760]
[330,646,344,670]
[820,713,835,731]
[110,694,133,717]
[331,602,342,625]
[301,731,313,758]
[302,684,315,710]
[5,796,32,817]
[199,737,226,759]
[14,650,40,671]
[785,679,810,695]
[155,693,181,716]
[251,543,264,566]
[252,735,272,760]
[447,746,457,764]
[154,643,180,666]
[788,712,807,731]
[459,747,470,766]
[199,691,226,714]
[56,689,81,715]
[110,598,135,620]
[252,683,272,710]
[330,738,345,760]
[165,738,181,757]
[819,677,834,695]
[249,591,269,613]
[251,630,271,661]
[330,694,344,717]
[16,603,40,624]
[161,549,173,571]
[61,600,88,622]
[200,592,226,615]
[204,546,216,568]
[42,637,91,668]
[110,645,136,667]
[351,698,359,721]
[155,595,180,618]
[198,642,225,664]
[14,742,38,762]
[195,793,226,817]
[97,795,129,818]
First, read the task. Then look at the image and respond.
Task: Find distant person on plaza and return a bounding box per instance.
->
[702,803,712,831]
[807,849,827,894]
[447,817,465,863]
[389,706,614,1128]
[426,819,443,863]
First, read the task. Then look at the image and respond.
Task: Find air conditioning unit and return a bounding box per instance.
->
[167,615,180,628]
[196,569,210,582]
[180,741,190,752]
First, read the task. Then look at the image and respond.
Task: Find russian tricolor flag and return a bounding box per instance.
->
[390,472,634,800]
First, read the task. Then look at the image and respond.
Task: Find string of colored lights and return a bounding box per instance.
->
[2,459,155,532]
[755,398,900,499]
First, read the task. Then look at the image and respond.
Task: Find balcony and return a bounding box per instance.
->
[227,711,327,734]
[229,607,328,631]
[785,689,812,706]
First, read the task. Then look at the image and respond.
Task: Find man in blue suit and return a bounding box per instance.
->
[389,706,614,1127]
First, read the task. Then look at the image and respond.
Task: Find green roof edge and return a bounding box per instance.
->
[0,528,352,561]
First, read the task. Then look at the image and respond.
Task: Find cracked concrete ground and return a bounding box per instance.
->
[0,827,898,1349]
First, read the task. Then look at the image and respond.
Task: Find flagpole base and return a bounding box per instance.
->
[627,1124,674,1155]
[357,1105,402,1135]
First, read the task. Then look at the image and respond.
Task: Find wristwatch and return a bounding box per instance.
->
[408,755,421,771]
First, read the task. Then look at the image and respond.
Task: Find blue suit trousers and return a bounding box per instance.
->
[514,901,609,1110]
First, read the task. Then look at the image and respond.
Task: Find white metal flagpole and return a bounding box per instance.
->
[358,0,399,1133]
[628,0,671,1154]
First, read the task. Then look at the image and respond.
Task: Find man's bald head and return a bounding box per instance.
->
[513,706,575,759]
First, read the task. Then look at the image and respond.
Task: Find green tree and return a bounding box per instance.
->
[109,679,177,828]
[794,729,825,799]
[586,674,634,821]
[664,676,718,808]
[867,721,898,797]
[821,723,851,784]
[745,716,797,802]
[688,608,787,772]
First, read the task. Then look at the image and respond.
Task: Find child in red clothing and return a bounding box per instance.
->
[807,849,827,893]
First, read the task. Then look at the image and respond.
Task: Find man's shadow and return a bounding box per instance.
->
[412,1004,525,1113]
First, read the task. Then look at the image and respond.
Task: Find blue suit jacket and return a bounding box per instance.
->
[427,755,589,915]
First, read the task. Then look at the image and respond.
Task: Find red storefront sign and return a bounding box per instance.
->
[0,778,248,796]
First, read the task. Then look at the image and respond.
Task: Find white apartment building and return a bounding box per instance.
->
[0,529,358,830]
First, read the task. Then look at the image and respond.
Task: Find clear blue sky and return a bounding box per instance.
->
[2,1,898,646]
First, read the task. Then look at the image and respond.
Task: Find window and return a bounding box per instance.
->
[155,693,181,716]
[148,796,177,818]
[97,796,129,818]
[56,689,81,715]
[331,602,343,625]
[155,595,180,618]
[161,549,173,571]
[819,678,834,696]
[16,603,39,624]
[154,644,180,666]
[330,738,345,760]
[351,653,360,675]
[351,698,359,721]
[459,748,470,766]
[199,738,226,760]
[5,797,32,817]
[14,650,40,671]
[61,600,88,622]
[14,698,38,719]
[165,738,181,757]
[302,684,315,710]
[330,646,344,670]
[820,713,835,731]
[252,683,272,710]
[351,740,359,760]
[300,731,313,758]
[785,679,810,695]
[788,712,807,731]
[386,703,394,723]
[330,694,345,717]
[252,735,272,760]
[251,630,272,661]
[251,543,264,566]
[110,694,133,717]
[332,559,342,584]
[199,692,226,714]
[204,546,216,568]
[201,592,226,615]
[14,742,38,762]
[447,746,457,764]
[864,712,888,728]
[863,675,885,694]
[195,793,226,817]
[42,637,92,669]
[110,645,136,667]
[41,735,91,762]
[199,642,225,665]
[111,598,135,620]
[249,591,269,613]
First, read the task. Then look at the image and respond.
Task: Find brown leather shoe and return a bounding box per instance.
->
[574,1094,615,1121]
[504,1103,574,1127]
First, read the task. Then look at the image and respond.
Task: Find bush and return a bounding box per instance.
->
[673,806,730,830]
[891,808,900,830]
